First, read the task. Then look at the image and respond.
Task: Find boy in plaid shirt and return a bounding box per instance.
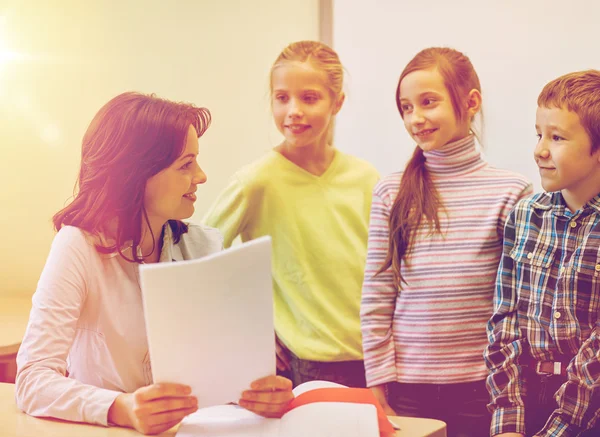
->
[485,70,600,437]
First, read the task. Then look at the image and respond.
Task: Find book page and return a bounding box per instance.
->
[176,405,280,437]
[292,380,347,397]
[139,236,275,408]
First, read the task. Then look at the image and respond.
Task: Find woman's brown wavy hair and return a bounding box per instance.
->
[53,92,211,262]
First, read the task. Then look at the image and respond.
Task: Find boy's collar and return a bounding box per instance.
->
[532,191,600,214]
[531,192,553,211]
[587,194,600,213]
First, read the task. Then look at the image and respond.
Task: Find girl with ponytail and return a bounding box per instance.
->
[360,47,532,437]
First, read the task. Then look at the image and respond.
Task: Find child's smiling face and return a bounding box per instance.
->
[535,105,600,210]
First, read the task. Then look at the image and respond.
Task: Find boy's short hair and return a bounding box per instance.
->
[537,70,600,152]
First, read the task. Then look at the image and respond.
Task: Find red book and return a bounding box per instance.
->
[286,386,395,436]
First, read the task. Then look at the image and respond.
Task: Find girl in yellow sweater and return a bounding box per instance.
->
[203,41,379,387]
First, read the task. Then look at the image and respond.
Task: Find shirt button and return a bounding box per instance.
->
[560,266,566,274]
[595,264,600,272]
[527,252,533,260]
[570,221,577,228]
[554,311,562,319]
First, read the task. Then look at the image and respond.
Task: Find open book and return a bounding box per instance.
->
[176,380,395,437]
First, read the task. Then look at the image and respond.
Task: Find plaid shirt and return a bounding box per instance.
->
[485,191,600,437]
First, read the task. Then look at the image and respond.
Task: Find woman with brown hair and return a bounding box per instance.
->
[15,92,293,435]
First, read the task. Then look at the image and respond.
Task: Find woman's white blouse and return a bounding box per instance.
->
[15,223,222,425]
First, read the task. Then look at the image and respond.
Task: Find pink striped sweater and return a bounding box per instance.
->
[361,135,532,386]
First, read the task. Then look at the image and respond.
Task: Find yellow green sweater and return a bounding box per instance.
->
[203,150,379,361]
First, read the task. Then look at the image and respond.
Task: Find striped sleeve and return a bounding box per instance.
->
[497,181,534,237]
[361,184,398,387]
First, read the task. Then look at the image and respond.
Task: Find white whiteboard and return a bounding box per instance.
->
[332,0,600,191]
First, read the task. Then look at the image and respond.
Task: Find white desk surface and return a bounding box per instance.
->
[0,383,446,437]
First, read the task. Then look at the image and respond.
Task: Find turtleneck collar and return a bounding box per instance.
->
[422,135,486,177]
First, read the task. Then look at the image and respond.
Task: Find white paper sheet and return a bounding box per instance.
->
[176,405,280,437]
[139,236,274,408]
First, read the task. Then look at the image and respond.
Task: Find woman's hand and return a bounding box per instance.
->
[239,375,294,418]
[370,384,397,416]
[108,383,198,435]
[275,334,291,371]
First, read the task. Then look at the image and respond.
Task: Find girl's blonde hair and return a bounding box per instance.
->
[270,40,344,145]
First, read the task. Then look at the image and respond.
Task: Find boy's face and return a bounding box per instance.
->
[535,106,600,209]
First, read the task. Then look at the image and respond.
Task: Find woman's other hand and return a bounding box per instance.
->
[239,375,294,418]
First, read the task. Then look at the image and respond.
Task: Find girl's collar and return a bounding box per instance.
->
[422,135,486,176]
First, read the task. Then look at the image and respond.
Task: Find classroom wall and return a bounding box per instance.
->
[0,0,319,297]
[332,0,600,191]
